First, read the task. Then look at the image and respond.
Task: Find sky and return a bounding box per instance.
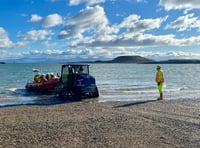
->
[1,0,200,62]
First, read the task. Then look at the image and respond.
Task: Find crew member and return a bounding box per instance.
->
[155,65,165,100]
[34,74,41,83]
[40,74,48,82]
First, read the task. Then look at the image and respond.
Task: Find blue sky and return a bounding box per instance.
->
[1,0,200,62]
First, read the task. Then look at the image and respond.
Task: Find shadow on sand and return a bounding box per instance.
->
[113,100,156,108]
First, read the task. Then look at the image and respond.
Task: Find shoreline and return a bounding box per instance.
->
[0,98,200,147]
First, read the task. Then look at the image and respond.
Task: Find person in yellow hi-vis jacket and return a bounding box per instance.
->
[155,65,165,100]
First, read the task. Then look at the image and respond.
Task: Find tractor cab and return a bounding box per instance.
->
[55,64,99,101]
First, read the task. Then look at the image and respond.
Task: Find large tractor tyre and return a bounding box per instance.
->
[72,89,82,101]
[92,87,99,98]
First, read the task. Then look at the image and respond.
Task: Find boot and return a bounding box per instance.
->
[161,93,163,100]
[160,93,163,100]
[157,93,163,101]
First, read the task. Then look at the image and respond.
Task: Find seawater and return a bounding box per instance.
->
[0,63,200,106]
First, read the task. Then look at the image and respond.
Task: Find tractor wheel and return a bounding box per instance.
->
[72,89,82,101]
[92,87,99,98]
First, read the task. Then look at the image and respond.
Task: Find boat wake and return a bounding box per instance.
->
[0,88,66,108]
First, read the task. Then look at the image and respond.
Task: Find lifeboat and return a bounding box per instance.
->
[25,78,60,93]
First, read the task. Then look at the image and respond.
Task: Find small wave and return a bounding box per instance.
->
[164,87,190,92]
[4,88,28,96]
[14,89,28,96]
[8,88,17,91]
[0,97,65,108]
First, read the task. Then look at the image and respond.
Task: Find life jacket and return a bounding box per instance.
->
[34,75,41,83]
[155,70,164,83]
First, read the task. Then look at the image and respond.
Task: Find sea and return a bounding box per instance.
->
[1,63,200,107]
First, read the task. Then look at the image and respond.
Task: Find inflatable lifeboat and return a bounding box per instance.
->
[25,78,60,93]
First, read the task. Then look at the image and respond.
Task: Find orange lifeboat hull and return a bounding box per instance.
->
[25,78,60,93]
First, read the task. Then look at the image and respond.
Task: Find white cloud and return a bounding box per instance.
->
[69,33,176,48]
[65,12,171,48]
[0,27,13,48]
[120,14,167,34]
[165,13,200,31]
[19,29,54,41]
[42,40,57,47]
[178,36,200,46]
[8,48,200,62]
[0,27,30,49]
[48,0,58,2]
[30,49,63,55]
[58,5,114,39]
[0,50,24,60]
[69,0,105,6]
[149,51,200,61]
[58,5,200,49]
[14,1,200,62]
[136,0,146,3]
[29,13,63,28]
[159,0,200,11]
[56,5,200,55]
[29,14,43,23]
[42,13,63,28]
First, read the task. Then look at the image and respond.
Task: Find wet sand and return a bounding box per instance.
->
[0,99,200,148]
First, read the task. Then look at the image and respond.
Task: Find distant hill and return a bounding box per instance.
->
[94,56,200,64]
[0,62,5,64]
[95,56,155,64]
[149,59,200,64]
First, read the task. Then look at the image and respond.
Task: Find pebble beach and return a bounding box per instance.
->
[0,99,200,148]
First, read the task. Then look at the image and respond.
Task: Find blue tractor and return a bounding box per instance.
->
[55,64,99,101]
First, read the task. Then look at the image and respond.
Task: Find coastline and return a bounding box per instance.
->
[0,98,200,148]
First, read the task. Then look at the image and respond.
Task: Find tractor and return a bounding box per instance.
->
[55,64,99,101]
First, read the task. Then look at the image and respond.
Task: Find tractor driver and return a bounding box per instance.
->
[77,66,86,74]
